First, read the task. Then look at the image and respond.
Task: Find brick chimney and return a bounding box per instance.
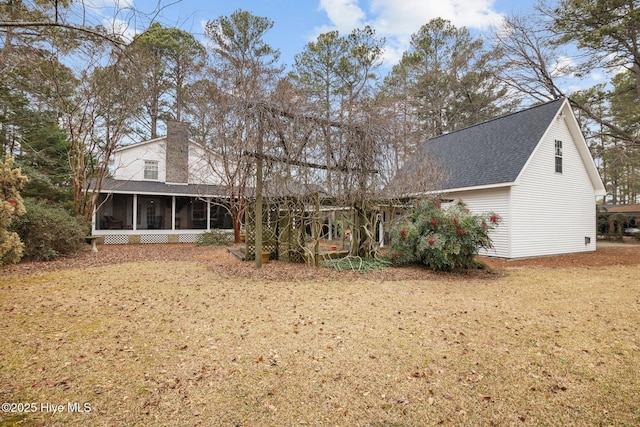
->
[165,121,189,184]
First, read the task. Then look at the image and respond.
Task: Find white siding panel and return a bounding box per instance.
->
[113,141,167,182]
[446,187,511,258]
[188,144,223,185]
[510,118,597,258]
[113,140,222,186]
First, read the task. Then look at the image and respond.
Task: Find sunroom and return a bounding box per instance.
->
[91,178,233,244]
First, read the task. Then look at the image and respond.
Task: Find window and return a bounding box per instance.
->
[146,201,156,227]
[144,160,159,180]
[192,200,206,220]
[554,140,563,173]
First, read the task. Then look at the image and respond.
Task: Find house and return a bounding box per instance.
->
[392,98,606,258]
[91,121,233,244]
[598,204,640,236]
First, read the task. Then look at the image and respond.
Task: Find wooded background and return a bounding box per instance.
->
[1,0,638,229]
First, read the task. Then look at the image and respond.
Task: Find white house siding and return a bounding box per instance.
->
[510,117,597,258]
[188,144,222,185]
[113,140,167,182]
[445,187,511,258]
[113,140,221,186]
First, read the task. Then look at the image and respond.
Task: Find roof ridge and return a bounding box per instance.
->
[430,97,566,141]
[115,136,206,152]
[407,96,569,191]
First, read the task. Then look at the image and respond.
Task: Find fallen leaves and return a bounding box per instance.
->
[0,245,639,426]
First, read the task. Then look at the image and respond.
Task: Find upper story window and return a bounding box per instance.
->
[144,160,159,180]
[554,140,563,174]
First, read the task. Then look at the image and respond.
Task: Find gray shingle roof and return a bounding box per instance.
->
[405,98,565,191]
[93,178,229,197]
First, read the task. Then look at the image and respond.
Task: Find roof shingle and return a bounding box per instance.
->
[93,178,228,197]
[403,98,565,191]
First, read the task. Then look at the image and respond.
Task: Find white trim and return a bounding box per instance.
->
[115,137,221,161]
[206,200,211,230]
[402,182,513,198]
[143,159,159,180]
[171,196,176,230]
[507,185,513,258]
[442,182,514,194]
[91,203,97,234]
[514,99,605,195]
[92,229,217,236]
[515,112,553,186]
[115,136,166,153]
[133,194,138,231]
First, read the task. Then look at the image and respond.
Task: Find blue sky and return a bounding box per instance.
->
[104,0,545,71]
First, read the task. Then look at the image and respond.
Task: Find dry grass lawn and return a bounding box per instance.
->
[1,245,639,426]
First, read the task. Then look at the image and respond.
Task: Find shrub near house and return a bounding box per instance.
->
[10,199,85,261]
[389,200,500,271]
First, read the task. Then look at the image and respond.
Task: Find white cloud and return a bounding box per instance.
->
[71,0,138,41]
[370,0,503,36]
[103,17,138,42]
[84,0,134,9]
[317,0,366,34]
[589,71,604,82]
[315,0,506,68]
[320,0,365,31]
[551,55,577,78]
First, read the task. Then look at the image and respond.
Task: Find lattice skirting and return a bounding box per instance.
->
[102,234,202,244]
[179,234,200,243]
[140,234,169,244]
[103,235,130,245]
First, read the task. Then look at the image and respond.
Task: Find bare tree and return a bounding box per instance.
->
[54,44,140,221]
[493,2,640,203]
[189,85,256,243]
[284,27,390,258]
[493,2,640,146]
[201,9,283,248]
[1,0,179,219]
[376,64,424,184]
[492,14,566,103]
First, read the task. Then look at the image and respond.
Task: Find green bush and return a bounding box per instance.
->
[9,199,86,261]
[388,200,500,271]
[196,229,234,246]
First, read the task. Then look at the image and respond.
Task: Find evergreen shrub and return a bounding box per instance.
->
[10,199,86,261]
[196,229,234,246]
[388,200,500,271]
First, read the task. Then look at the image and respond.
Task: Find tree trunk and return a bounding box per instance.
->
[255,125,264,268]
